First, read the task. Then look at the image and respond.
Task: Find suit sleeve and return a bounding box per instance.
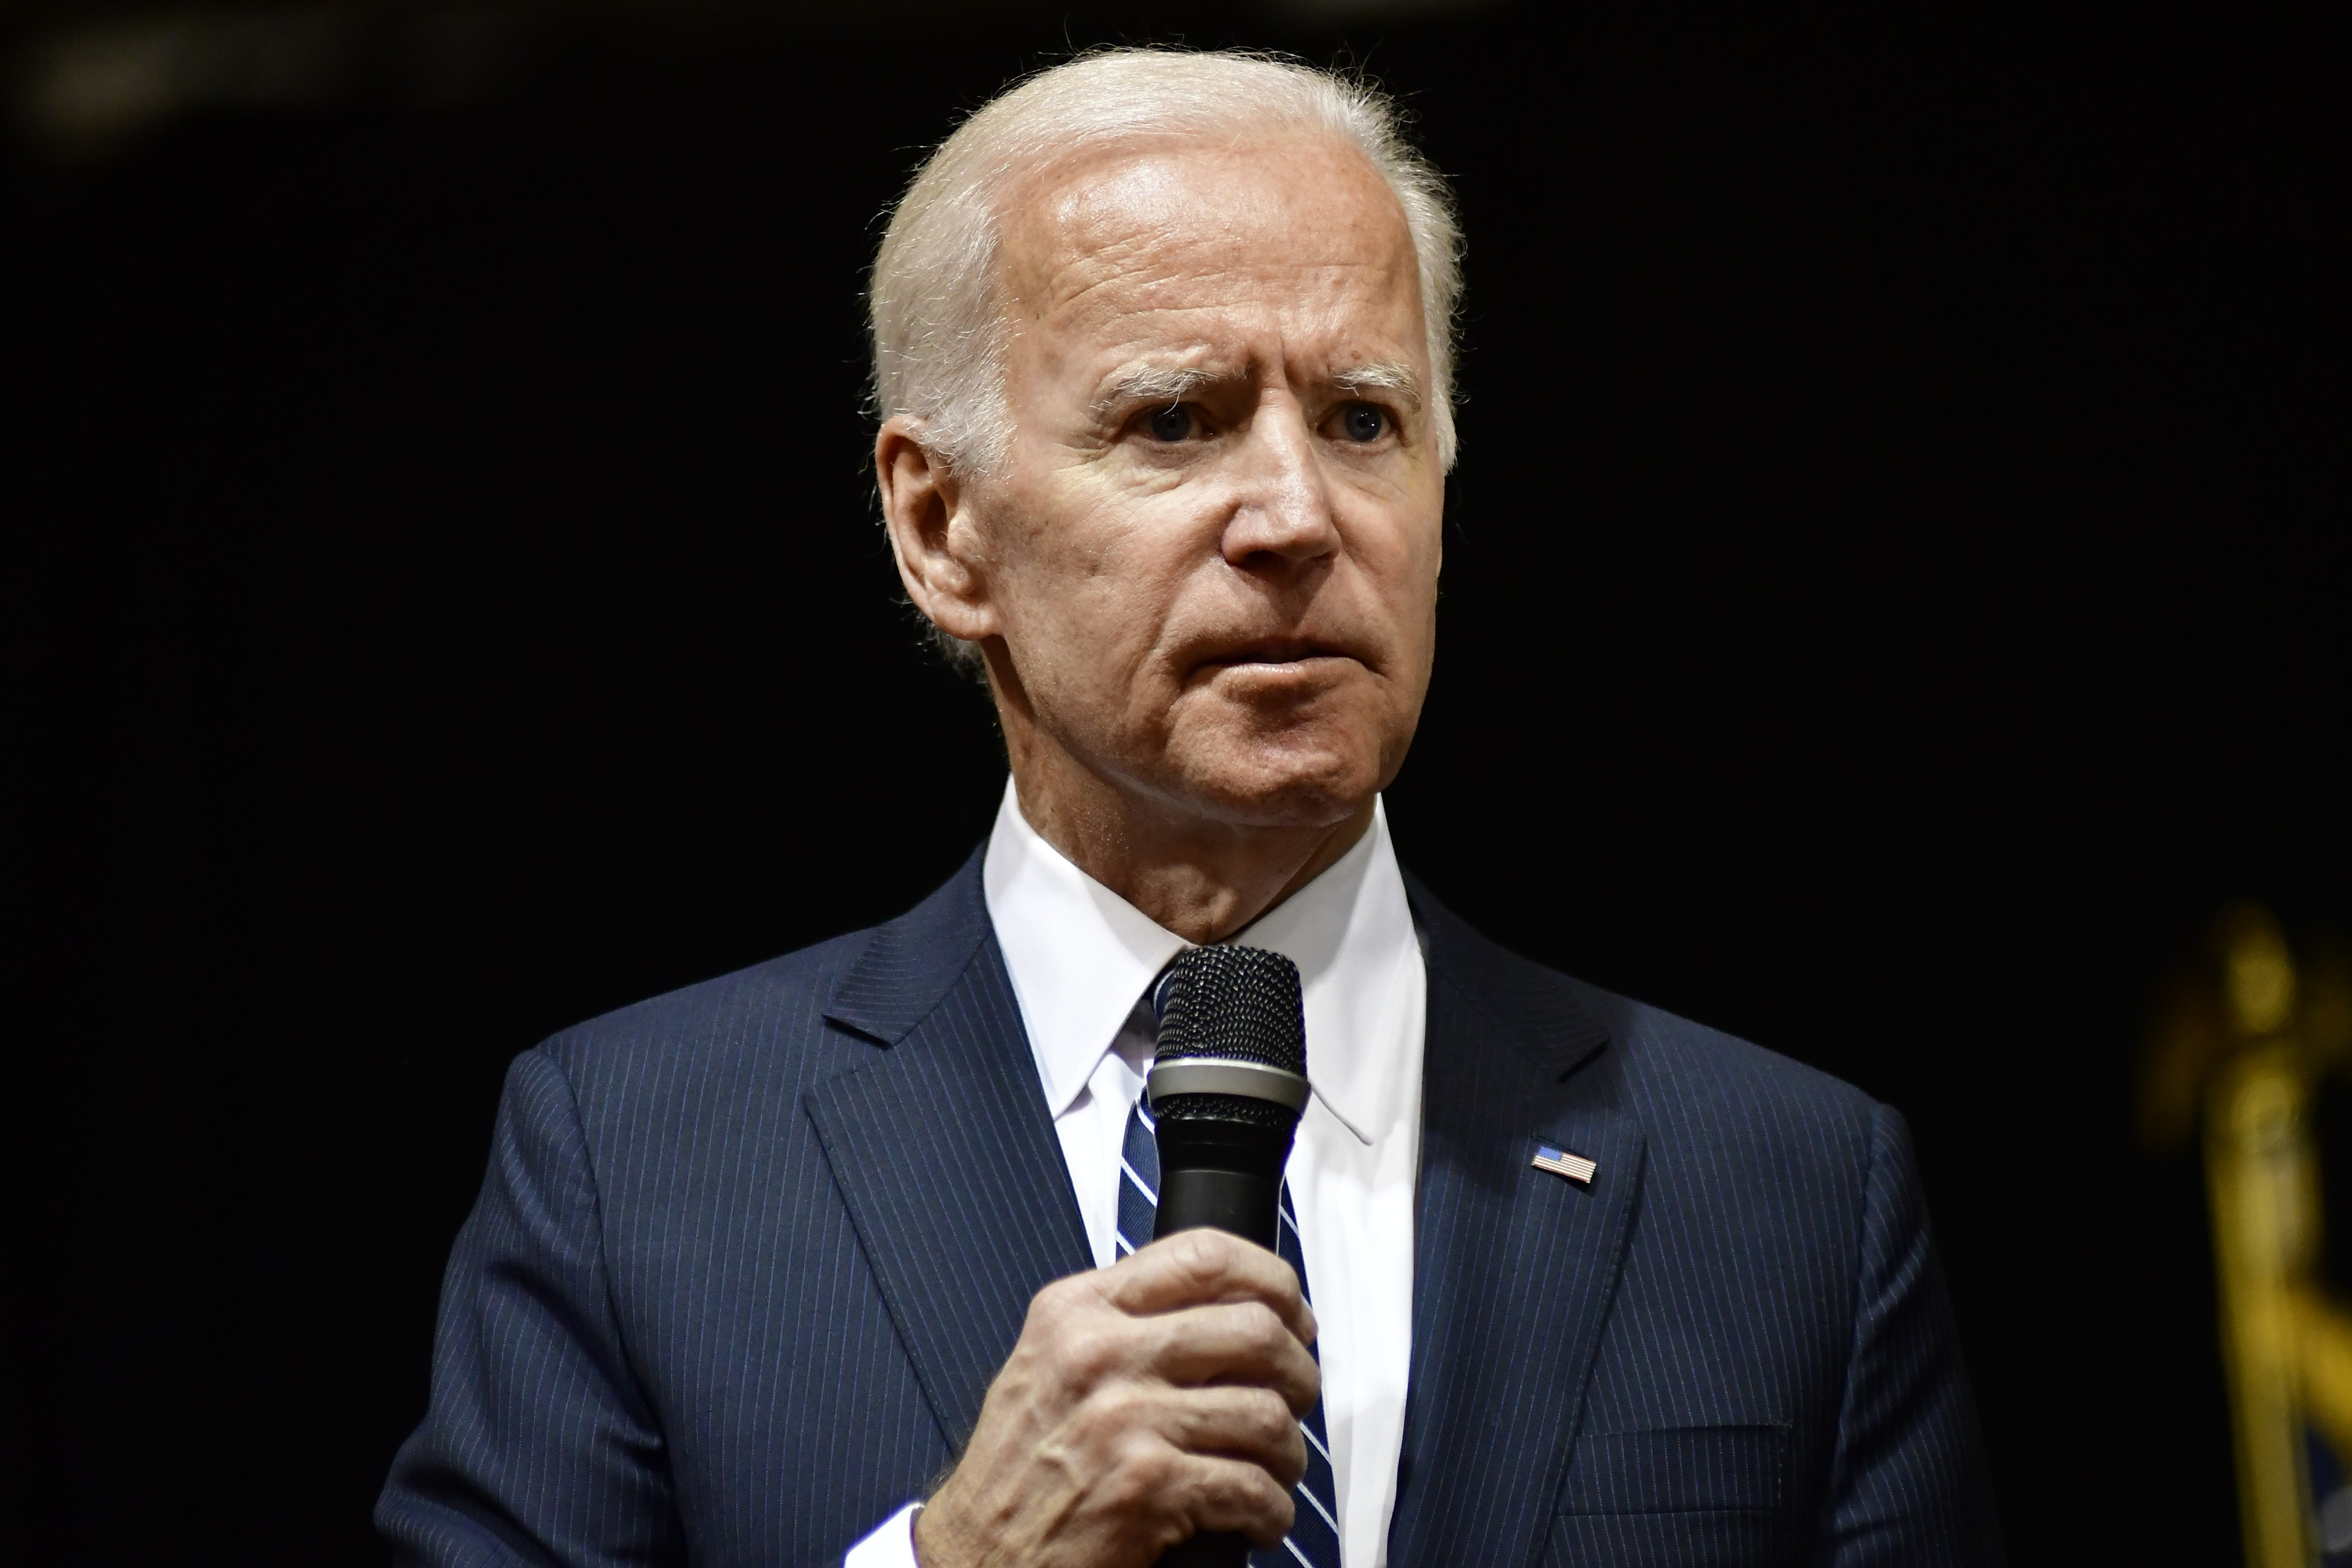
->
[1815,1105,2005,1566]
[376,1048,686,1566]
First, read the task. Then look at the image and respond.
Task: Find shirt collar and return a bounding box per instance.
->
[983,783,1188,1122]
[981,780,1420,1144]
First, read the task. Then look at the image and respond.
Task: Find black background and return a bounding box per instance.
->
[9,2,2346,1562]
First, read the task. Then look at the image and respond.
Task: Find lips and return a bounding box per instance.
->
[1200,638,1345,668]
[1183,638,1369,693]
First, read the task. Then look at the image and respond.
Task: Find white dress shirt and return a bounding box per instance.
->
[847,781,1425,1568]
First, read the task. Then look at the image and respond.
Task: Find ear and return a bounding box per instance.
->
[876,417,1000,646]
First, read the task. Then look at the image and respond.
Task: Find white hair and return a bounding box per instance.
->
[870,47,1464,483]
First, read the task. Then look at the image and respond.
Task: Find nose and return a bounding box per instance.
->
[1220,402,1339,570]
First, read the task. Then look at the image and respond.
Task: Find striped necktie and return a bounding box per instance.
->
[1118,1092,1344,1568]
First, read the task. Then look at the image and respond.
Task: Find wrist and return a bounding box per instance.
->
[913,1496,957,1568]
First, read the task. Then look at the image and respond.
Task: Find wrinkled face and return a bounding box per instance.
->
[973,131,1445,828]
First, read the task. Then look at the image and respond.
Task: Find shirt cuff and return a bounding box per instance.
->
[844,1501,923,1568]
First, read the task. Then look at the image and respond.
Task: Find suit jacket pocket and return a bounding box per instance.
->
[1558,1423,1788,1514]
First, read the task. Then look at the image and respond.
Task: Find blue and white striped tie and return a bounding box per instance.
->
[1117,1094,1344,1568]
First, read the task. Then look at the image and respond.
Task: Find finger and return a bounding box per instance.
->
[1105,1229,1318,1343]
[1153,1385,1309,1489]
[1141,1300,1321,1413]
[1176,1450,1302,1546]
[1067,1376,1307,1482]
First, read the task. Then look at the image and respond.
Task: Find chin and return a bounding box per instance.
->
[1174,742,1389,828]
[1147,678,1415,827]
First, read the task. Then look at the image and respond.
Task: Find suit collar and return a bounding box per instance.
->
[825,855,1612,1072]
[808,852,1093,1449]
[1404,868,1611,1078]
[821,844,996,1047]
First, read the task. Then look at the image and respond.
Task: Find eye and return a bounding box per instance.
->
[1338,402,1389,443]
[1145,403,1194,442]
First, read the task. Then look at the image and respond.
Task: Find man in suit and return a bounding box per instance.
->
[377,49,2002,1568]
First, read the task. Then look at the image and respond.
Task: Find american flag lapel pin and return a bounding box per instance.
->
[1532,1143,1598,1185]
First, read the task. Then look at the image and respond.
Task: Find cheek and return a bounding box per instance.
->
[990,480,1188,697]
[1356,505,1444,633]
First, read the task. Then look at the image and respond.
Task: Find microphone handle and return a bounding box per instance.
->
[1151,1119,1293,1568]
[1153,1168,1279,1252]
[1158,1530,1254,1568]
[1153,1166,1276,1568]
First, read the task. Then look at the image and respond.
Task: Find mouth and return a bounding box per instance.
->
[1195,640,1349,673]
[1184,639,1365,694]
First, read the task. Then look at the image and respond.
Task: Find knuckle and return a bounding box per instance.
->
[1108,1435,1175,1506]
[1087,1379,1151,1435]
[1281,1260,1307,1305]
[1065,1322,1132,1383]
[1025,1282,1074,1332]
[1172,1228,1234,1281]
[1218,1461,1294,1533]
[1248,1301,1287,1348]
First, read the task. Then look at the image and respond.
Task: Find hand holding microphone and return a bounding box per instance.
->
[914,948,1317,1568]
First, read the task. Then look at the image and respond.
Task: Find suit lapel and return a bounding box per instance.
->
[804,850,1093,1451]
[1388,878,1647,1568]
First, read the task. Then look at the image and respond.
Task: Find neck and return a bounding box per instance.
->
[1000,720,1376,947]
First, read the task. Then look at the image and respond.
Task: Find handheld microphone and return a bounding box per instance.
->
[1147,944,1310,1568]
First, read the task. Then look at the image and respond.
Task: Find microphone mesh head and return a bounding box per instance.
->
[1152,945,1307,1076]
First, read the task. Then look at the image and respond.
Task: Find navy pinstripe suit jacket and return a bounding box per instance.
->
[377,849,2003,1566]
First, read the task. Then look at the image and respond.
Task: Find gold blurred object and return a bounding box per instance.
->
[2143,906,2352,1566]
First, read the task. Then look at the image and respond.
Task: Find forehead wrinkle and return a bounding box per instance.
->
[1037,263,1416,383]
[1014,155,1415,323]
[997,138,1432,424]
[1035,230,1384,317]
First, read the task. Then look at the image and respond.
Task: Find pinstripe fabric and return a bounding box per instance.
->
[1385,908,1646,1568]
[1268,1183,1344,1568]
[804,922,1093,1452]
[1395,875,2001,1567]
[1558,1425,1787,1512]
[377,851,1999,1568]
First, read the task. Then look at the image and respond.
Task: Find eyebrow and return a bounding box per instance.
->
[1091,365,1215,418]
[1332,361,1423,409]
[1088,358,1425,419]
